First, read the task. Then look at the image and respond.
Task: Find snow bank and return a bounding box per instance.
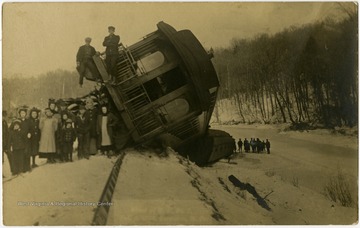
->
[107,149,217,225]
[3,154,116,225]
[2,123,357,225]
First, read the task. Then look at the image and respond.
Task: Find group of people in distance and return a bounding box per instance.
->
[2,97,119,177]
[237,138,271,154]
[76,25,120,87]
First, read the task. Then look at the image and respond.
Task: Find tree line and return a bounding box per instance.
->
[3,69,95,117]
[212,11,358,128]
[3,7,357,129]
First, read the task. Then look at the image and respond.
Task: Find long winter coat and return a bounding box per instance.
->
[8,128,27,174]
[96,113,119,145]
[8,128,27,150]
[28,118,41,156]
[39,117,58,153]
[20,118,30,133]
[61,128,76,144]
[87,108,99,138]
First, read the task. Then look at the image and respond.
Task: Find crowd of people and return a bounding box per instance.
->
[2,25,124,177]
[2,97,120,176]
[236,138,271,154]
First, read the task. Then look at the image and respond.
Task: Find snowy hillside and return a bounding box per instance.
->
[3,124,358,225]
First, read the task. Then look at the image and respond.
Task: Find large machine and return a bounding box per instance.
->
[74,21,235,165]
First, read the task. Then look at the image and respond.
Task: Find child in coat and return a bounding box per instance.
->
[61,119,76,162]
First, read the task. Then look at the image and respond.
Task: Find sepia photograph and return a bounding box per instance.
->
[2,1,358,225]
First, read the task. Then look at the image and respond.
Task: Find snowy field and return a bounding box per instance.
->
[2,124,358,225]
[3,154,117,225]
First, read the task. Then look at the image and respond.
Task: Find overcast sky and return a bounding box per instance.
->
[2,2,350,78]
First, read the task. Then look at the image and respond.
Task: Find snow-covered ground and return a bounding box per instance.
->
[3,154,117,225]
[107,150,219,225]
[2,124,358,225]
[209,124,358,224]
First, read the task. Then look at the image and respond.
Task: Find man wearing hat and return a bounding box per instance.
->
[57,99,66,111]
[102,26,120,78]
[75,104,91,160]
[76,37,100,87]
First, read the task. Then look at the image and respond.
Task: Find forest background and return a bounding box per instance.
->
[3,4,357,130]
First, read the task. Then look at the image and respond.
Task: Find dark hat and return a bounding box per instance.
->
[30,107,41,113]
[44,107,51,112]
[48,98,56,105]
[57,99,67,106]
[108,26,115,30]
[18,106,28,114]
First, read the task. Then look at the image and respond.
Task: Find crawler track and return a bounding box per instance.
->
[91,152,126,225]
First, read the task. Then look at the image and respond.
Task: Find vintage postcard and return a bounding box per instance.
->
[2,2,358,225]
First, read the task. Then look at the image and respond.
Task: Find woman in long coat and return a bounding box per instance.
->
[85,97,99,155]
[28,108,41,167]
[39,108,58,163]
[96,105,118,157]
[17,108,31,172]
[8,119,27,175]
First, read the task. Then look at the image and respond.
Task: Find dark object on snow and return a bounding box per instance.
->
[180,129,235,166]
[228,174,271,211]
